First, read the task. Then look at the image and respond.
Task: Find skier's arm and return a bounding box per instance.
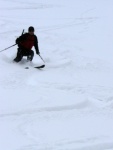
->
[34,36,40,55]
[15,33,27,44]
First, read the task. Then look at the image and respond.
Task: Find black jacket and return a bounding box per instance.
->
[16,33,40,54]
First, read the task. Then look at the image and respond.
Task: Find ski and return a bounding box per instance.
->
[25,64,45,69]
[34,65,45,69]
[25,67,29,69]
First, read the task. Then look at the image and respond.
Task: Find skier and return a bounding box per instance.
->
[13,26,40,62]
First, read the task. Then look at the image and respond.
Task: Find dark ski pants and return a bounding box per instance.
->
[14,48,34,62]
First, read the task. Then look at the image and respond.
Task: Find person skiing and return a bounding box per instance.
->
[13,26,40,62]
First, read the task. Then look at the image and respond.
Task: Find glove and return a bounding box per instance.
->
[36,51,40,55]
[15,38,21,44]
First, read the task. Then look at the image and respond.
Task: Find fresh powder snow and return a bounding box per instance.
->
[0,0,113,150]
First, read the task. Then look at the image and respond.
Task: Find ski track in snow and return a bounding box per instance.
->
[0,0,113,150]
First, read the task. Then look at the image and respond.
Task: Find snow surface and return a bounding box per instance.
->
[0,0,113,150]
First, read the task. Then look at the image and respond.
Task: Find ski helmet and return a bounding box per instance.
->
[28,26,34,32]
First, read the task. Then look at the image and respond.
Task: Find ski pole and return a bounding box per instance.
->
[38,54,45,68]
[39,54,45,63]
[21,29,24,35]
[0,29,24,53]
[0,44,17,53]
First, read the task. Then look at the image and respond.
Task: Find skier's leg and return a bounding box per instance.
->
[13,48,23,62]
[27,50,34,61]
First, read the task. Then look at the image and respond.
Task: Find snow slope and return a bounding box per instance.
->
[0,0,113,150]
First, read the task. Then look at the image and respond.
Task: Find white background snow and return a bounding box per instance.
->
[0,0,113,150]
